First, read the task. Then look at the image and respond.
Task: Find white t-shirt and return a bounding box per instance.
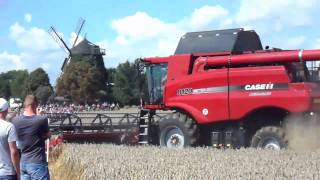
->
[0,119,17,175]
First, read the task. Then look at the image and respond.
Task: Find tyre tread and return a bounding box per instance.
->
[159,112,199,147]
[251,126,287,149]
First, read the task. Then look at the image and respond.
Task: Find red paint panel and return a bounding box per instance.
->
[165,69,229,124]
[229,66,290,85]
[167,55,192,82]
[229,66,310,119]
[229,90,310,120]
[167,93,228,123]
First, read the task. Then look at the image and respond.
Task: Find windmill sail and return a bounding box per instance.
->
[48,17,86,71]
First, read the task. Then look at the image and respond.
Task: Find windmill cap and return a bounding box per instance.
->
[0,98,9,112]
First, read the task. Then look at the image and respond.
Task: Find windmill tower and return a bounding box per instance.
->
[49,18,108,103]
[48,18,87,71]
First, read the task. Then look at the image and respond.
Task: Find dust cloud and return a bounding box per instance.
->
[284,113,320,151]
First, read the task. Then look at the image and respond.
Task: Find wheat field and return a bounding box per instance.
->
[50,144,320,180]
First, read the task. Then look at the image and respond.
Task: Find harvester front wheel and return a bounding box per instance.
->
[159,112,198,148]
[251,126,287,150]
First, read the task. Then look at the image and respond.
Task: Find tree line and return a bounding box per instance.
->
[0,68,53,104]
[0,59,147,106]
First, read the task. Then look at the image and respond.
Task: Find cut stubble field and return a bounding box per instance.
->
[50,144,320,180]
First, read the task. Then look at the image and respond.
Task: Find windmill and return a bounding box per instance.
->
[48,17,86,71]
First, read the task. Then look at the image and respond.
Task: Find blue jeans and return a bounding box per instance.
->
[20,162,50,180]
[0,175,17,180]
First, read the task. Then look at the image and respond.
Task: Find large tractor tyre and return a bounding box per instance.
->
[159,112,199,148]
[251,126,287,150]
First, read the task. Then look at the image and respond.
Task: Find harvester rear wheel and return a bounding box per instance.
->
[251,126,287,150]
[159,112,198,148]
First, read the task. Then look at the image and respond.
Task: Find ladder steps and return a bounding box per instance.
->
[138,109,151,144]
[139,132,148,136]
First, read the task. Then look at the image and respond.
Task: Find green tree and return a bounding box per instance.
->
[106,68,116,102]
[9,70,29,98]
[133,58,148,102]
[57,53,108,104]
[24,68,53,101]
[35,85,54,104]
[0,70,29,99]
[0,73,10,99]
[0,83,11,99]
[112,60,147,106]
[56,62,106,104]
[24,68,51,94]
[112,65,130,105]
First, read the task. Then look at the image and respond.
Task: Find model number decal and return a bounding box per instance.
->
[176,83,287,96]
[177,88,193,95]
[244,83,274,91]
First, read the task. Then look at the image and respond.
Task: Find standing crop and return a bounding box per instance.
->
[50,144,320,180]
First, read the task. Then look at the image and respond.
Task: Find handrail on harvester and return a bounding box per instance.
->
[193,49,320,72]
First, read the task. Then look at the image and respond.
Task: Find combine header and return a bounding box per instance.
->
[48,112,139,144]
[48,111,167,145]
[50,28,320,150]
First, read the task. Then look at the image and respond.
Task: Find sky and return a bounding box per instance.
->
[0,0,320,85]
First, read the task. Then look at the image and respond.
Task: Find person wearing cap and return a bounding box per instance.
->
[12,95,50,180]
[0,98,20,180]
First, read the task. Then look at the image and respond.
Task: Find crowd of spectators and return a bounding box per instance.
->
[37,102,121,113]
[7,102,121,114]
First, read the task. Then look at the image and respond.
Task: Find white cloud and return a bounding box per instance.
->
[115,36,128,45]
[9,22,59,51]
[24,13,32,23]
[111,12,181,42]
[106,1,320,66]
[3,22,66,84]
[107,11,186,66]
[236,0,320,31]
[190,5,229,28]
[111,12,166,39]
[0,51,56,80]
[0,50,64,85]
[0,51,25,71]
[107,6,232,66]
[9,23,24,37]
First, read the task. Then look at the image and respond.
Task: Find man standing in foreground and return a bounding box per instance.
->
[0,98,20,180]
[12,95,50,180]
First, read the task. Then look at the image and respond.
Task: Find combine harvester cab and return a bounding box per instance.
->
[139,28,320,149]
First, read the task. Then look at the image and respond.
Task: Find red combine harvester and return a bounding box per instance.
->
[49,28,320,149]
[137,28,320,149]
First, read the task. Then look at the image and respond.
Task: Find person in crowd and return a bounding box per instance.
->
[0,98,20,180]
[12,95,50,180]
